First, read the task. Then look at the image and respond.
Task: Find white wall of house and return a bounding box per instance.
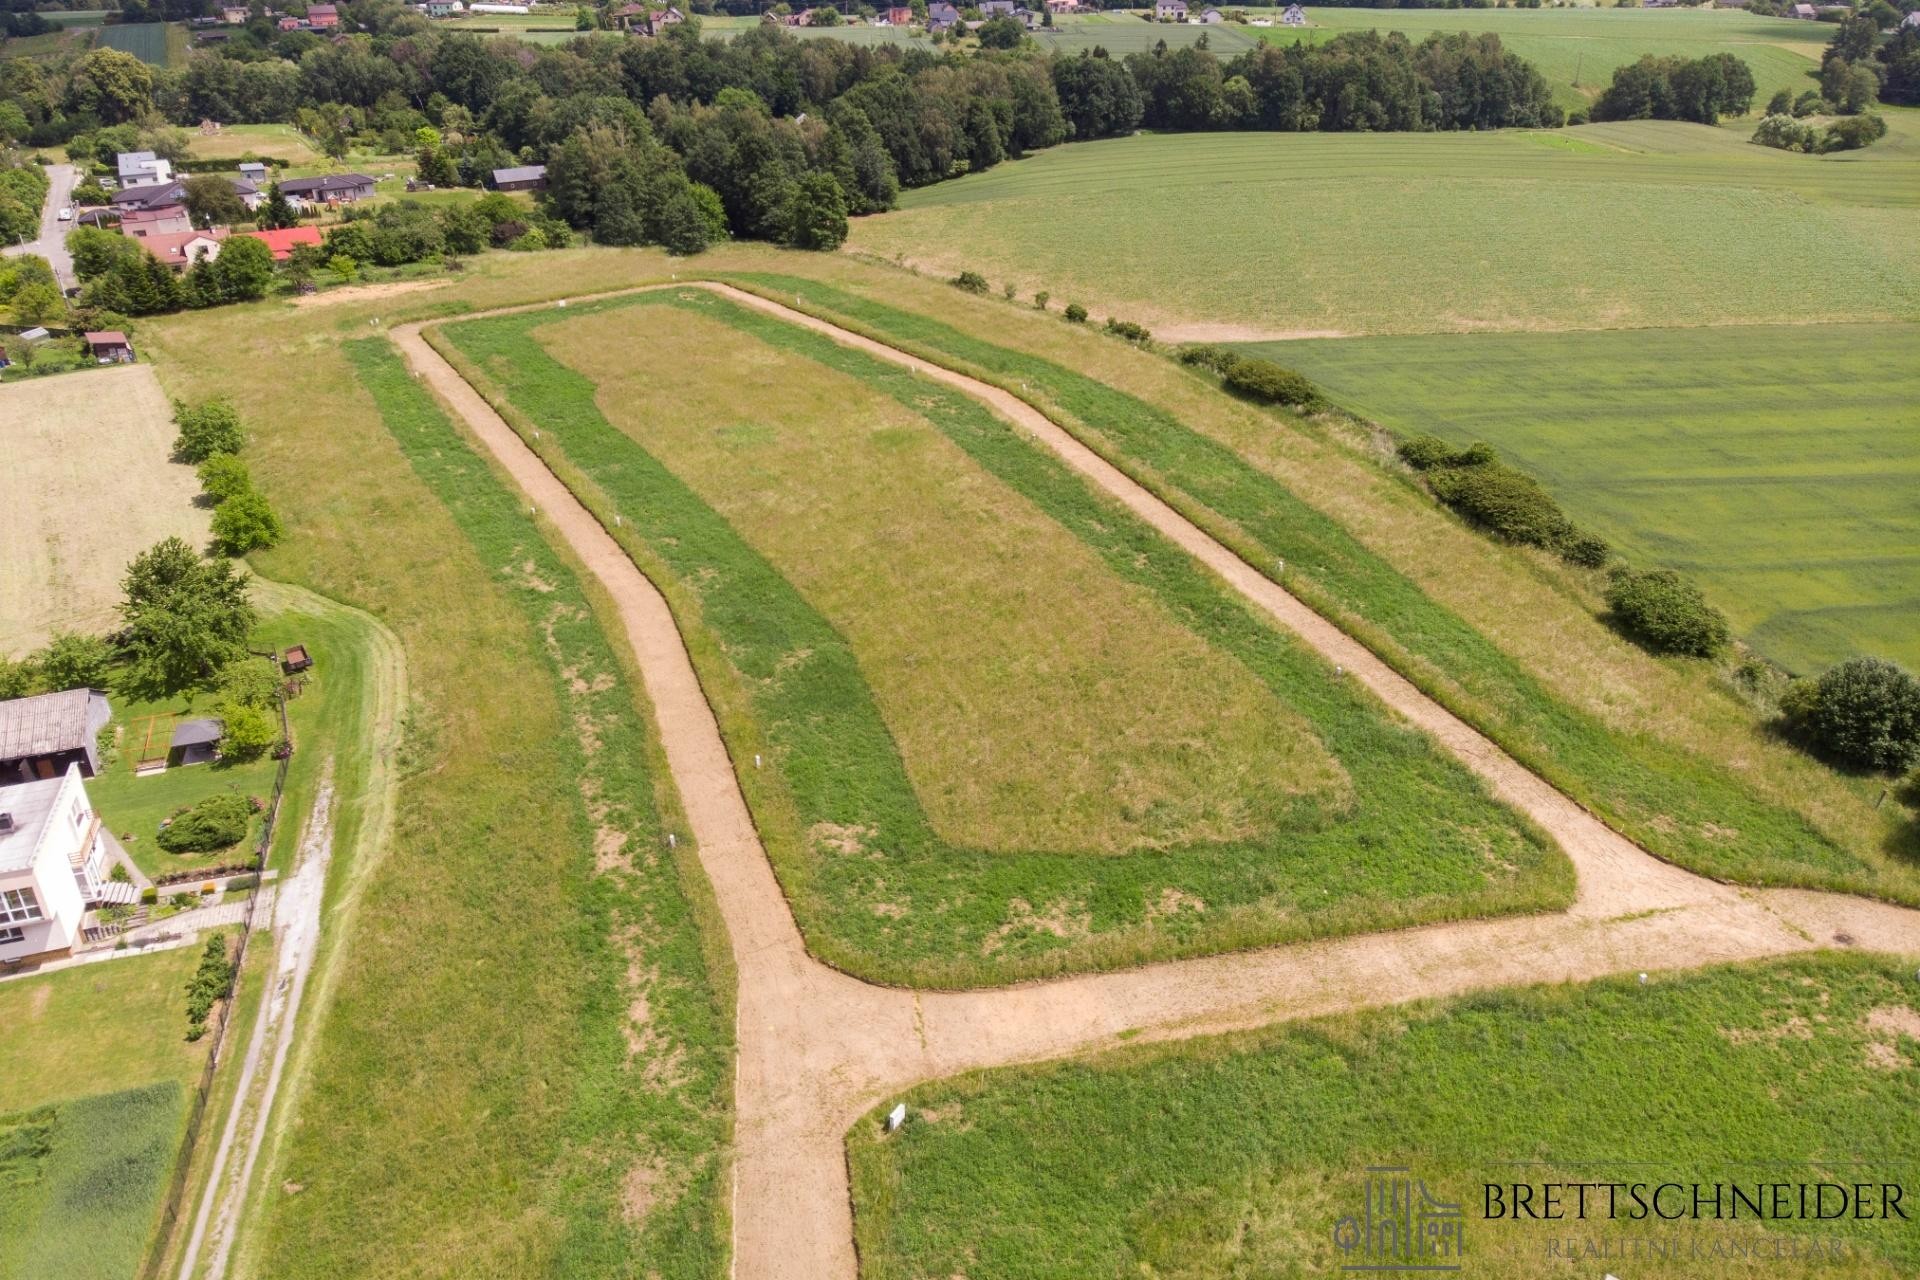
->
[0,766,105,962]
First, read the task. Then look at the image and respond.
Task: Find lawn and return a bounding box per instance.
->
[726,269,1914,904]
[187,123,323,166]
[0,365,209,656]
[1251,5,1825,110]
[846,122,1920,337]
[1263,322,1920,678]
[133,270,737,1280]
[0,942,220,1280]
[439,288,1570,986]
[849,954,1920,1280]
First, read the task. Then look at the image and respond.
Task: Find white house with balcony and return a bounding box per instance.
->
[0,764,110,965]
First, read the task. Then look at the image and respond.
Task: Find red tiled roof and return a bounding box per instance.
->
[241,224,324,260]
[85,331,130,345]
[139,228,229,266]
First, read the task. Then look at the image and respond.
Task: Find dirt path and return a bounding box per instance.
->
[391,289,1920,1280]
[178,771,336,1280]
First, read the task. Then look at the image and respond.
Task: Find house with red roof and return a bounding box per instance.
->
[241,225,325,260]
[140,228,229,270]
[306,3,340,26]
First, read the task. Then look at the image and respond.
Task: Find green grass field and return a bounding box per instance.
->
[439,288,1571,985]
[730,271,1915,903]
[1262,322,1920,678]
[848,122,1920,337]
[95,21,173,65]
[187,123,324,166]
[0,943,219,1280]
[1251,5,1824,110]
[849,954,1920,1279]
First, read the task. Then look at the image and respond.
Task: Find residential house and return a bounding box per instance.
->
[120,204,195,238]
[241,224,325,260]
[276,173,377,209]
[611,2,649,28]
[1788,2,1817,15]
[885,5,912,23]
[112,177,259,214]
[489,164,548,192]
[423,0,460,14]
[305,2,340,26]
[85,332,136,363]
[1154,0,1187,20]
[276,14,301,28]
[141,228,230,270]
[238,160,269,184]
[1281,2,1305,25]
[1016,7,1041,26]
[927,1,959,30]
[221,5,250,21]
[1198,5,1222,20]
[0,690,112,786]
[979,0,1016,14]
[1905,9,1920,25]
[0,765,111,964]
[116,150,173,188]
[1044,0,1076,12]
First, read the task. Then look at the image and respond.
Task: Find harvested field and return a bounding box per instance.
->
[0,366,209,655]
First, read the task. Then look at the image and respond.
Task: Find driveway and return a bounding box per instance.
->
[2,162,78,290]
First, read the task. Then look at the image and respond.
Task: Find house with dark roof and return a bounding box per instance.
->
[169,718,224,767]
[927,1,959,29]
[238,160,269,183]
[277,173,376,208]
[979,0,1016,14]
[0,690,112,786]
[490,164,548,192]
[116,150,171,187]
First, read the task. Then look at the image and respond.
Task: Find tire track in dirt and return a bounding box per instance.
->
[391,288,1920,1280]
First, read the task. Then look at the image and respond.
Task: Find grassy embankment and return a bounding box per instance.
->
[0,942,217,1280]
[725,272,1916,902]
[436,288,1570,987]
[135,263,735,1278]
[849,954,1920,1279]
[1265,322,1920,677]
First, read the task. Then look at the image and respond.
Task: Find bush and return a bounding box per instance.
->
[1821,113,1887,152]
[196,453,252,504]
[1103,318,1152,345]
[36,632,113,690]
[1063,302,1087,323]
[1002,281,1017,300]
[1559,530,1612,569]
[1604,567,1730,658]
[211,491,283,555]
[1396,433,1460,471]
[1033,290,1049,310]
[172,398,245,463]
[1221,358,1318,408]
[952,270,989,294]
[1177,343,1242,375]
[217,657,279,710]
[218,701,277,761]
[1785,656,1920,773]
[157,794,252,853]
[184,933,234,1038]
[140,885,158,905]
[1428,464,1572,548]
[1751,113,1819,153]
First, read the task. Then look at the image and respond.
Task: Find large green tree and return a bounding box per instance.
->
[118,537,257,694]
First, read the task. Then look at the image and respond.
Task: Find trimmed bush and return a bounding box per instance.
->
[1396,433,1459,471]
[1427,463,1572,548]
[1222,358,1318,408]
[1785,656,1920,773]
[1103,318,1152,345]
[1177,343,1242,375]
[156,794,251,854]
[1605,568,1730,658]
[1063,302,1087,324]
[952,270,989,295]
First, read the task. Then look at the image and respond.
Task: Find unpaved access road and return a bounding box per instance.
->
[393,285,1920,1280]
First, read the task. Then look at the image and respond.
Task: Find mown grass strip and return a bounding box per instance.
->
[439,292,1569,989]
[338,338,731,1278]
[724,274,1881,900]
[848,954,1920,1279]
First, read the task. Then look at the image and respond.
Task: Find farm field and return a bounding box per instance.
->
[187,123,323,166]
[438,288,1569,984]
[1251,5,1824,110]
[846,121,1920,337]
[848,954,1920,1279]
[0,943,217,1280]
[1265,322,1920,678]
[0,365,210,656]
[435,11,584,43]
[731,268,1915,903]
[94,20,180,66]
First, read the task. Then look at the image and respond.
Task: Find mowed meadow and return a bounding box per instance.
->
[1268,322,1920,676]
[846,120,1920,338]
[849,955,1920,1280]
[436,287,1570,985]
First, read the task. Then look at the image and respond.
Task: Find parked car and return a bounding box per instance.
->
[57,207,73,220]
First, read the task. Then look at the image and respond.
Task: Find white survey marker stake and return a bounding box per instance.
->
[885,1104,907,1133]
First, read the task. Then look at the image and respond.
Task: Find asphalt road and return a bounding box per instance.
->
[2,162,78,290]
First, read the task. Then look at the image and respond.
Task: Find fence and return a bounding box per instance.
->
[140,683,295,1280]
